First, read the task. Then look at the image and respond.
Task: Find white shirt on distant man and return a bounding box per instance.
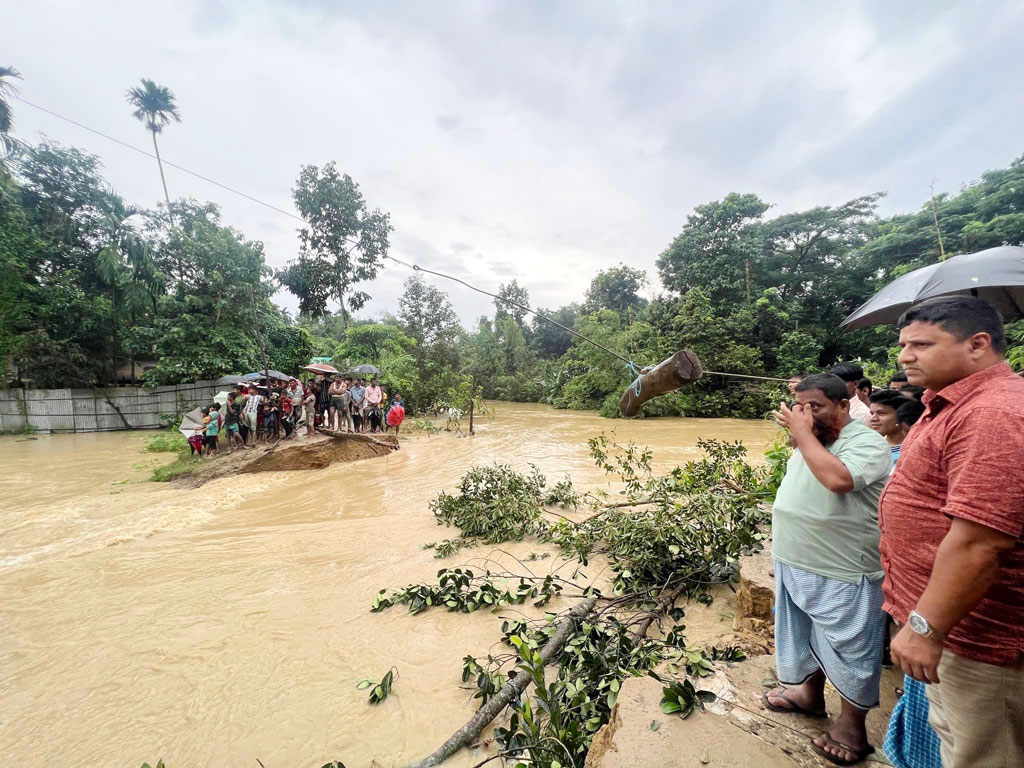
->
[849,394,872,424]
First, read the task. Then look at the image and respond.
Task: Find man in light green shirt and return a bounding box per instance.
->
[764,373,891,766]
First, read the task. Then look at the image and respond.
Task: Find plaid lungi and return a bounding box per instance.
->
[884,676,943,768]
[774,561,886,710]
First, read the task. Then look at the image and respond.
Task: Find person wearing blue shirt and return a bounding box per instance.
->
[349,378,366,433]
[868,390,913,466]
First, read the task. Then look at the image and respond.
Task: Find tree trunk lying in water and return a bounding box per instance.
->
[618,350,703,417]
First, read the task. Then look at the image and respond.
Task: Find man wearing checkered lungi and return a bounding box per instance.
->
[767,372,893,766]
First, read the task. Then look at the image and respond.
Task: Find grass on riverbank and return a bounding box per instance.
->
[144,428,199,482]
[150,456,201,482]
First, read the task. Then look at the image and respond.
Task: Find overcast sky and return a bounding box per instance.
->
[8,0,1024,325]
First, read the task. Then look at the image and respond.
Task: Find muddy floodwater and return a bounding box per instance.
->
[0,402,777,768]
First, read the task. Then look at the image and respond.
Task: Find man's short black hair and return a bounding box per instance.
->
[828,362,864,383]
[211,402,221,410]
[900,385,926,400]
[858,377,872,391]
[788,372,807,380]
[796,373,849,402]
[896,398,925,427]
[889,371,908,384]
[870,389,908,410]
[897,296,1006,354]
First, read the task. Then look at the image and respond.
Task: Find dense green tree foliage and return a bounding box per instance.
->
[398,275,463,411]
[584,264,647,314]
[3,120,1023,421]
[0,140,308,387]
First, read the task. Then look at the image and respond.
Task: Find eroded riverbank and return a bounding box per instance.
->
[0,403,776,767]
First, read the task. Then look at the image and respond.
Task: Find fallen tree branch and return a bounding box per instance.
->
[603,498,659,509]
[631,581,689,643]
[546,499,659,528]
[406,593,600,768]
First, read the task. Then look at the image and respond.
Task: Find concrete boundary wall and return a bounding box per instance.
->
[0,381,218,433]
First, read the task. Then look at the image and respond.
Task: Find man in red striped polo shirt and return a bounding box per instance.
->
[879,296,1024,768]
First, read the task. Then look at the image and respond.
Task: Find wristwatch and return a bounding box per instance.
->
[908,610,944,641]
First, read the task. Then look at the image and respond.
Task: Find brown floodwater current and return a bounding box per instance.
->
[0,402,776,767]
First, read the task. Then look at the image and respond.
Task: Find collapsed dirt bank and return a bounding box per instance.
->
[171,432,397,487]
[586,547,897,767]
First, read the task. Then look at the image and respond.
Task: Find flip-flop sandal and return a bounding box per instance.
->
[761,689,828,718]
[809,733,875,766]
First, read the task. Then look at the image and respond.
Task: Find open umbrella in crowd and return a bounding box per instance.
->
[842,245,1024,329]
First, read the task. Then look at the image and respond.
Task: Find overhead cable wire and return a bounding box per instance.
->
[15,94,791,385]
[384,254,634,365]
[385,255,791,383]
[12,94,307,224]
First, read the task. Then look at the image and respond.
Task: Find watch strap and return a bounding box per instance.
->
[909,610,944,641]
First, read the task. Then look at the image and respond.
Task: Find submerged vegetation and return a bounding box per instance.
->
[373,436,788,767]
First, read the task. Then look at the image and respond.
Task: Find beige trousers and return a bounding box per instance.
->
[926,650,1024,768]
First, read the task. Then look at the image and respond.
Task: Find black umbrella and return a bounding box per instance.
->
[841,245,1024,329]
[243,369,293,381]
[215,374,248,386]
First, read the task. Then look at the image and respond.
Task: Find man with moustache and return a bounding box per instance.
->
[879,296,1024,768]
[765,373,892,765]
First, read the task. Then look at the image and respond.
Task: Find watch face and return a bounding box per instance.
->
[909,612,928,634]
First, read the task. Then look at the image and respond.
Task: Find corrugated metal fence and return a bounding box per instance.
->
[0,381,218,434]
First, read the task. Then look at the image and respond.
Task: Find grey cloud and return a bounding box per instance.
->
[436,114,462,132]
[9,0,1024,329]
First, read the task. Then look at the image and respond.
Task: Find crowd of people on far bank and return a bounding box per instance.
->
[767,296,1023,768]
[187,374,406,458]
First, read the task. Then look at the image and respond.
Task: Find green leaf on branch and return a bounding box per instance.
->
[367,668,397,704]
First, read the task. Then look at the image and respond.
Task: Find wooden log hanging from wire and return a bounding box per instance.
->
[618,350,703,418]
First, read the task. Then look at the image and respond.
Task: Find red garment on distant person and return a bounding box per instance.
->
[386,404,405,427]
[879,362,1024,667]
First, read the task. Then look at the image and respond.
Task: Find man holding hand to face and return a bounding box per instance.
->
[766,373,892,765]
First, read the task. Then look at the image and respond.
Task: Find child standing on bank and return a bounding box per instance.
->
[205,403,220,456]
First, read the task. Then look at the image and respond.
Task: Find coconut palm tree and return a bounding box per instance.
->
[125,78,181,213]
[0,66,23,172]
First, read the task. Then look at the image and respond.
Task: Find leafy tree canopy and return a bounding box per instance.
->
[278,162,392,324]
[584,264,647,314]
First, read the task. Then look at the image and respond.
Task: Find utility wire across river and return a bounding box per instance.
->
[17,94,790,402]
